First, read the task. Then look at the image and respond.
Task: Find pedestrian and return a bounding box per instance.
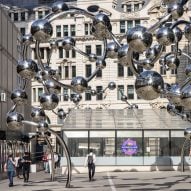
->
[42,152,49,173]
[84,149,96,181]
[14,152,22,178]
[4,154,16,187]
[22,152,31,183]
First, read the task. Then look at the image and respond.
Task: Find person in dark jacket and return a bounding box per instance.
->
[22,152,31,182]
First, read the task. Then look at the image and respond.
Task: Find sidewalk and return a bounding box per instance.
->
[1,170,191,190]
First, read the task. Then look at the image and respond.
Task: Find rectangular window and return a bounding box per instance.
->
[65,50,69,58]
[46,48,51,60]
[59,47,63,58]
[14,13,18,21]
[135,20,141,26]
[85,23,89,35]
[96,86,103,100]
[58,66,62,78]
[63,25,68,36]
[45,10,49,15]
[127,4,131,12]
[171,68,177,75]
[65,66,69,79]
[56,25,61,37]
[127,20,133,29]
[33,88,36,102]
[96,69,102,78]
[120,20,126,33]
[134,4,139,11]
[96,45,102,56]
[38,11,43,19]
[137,65,143,73]
[117,85,124,100]
[70,24,76,36]
[72,49,76,58]
[160,66,166,75]
[38,88,43,102]
[85,45,91,55]
[72,66,76,78]
[127,67,133,76]
[20,28,25,36]
[21,12,25,21]
[127,85,134,99]
[85,92,91,101]
[118,63,124,77]
[86,64,92,78]
[40,48,44,59]
[63,88,69,101]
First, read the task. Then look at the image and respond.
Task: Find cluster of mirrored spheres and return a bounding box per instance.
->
[5,0,191,185]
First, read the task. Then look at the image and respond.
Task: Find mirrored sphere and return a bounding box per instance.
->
[166,84,182,106]
[165,55,180,69]
[173,26,182,42]
[72,94,82,104]
[38,120,49,134]
[184,24,191,41]
[31,19,53,42]
[142,59,154,70]
[48,68,60,80]
[91,89,97,96]
[88,53,97,62]
[184,127,191,139]
[118,45,129,66]
[121,95,127,102]
[45,79,61,94]
[96,59,106,69]
[185,64,191,77]
[58,108,66,119]
[11,89,28,105]
[62,37,75,50]
[34,71,43,83]
[126,26,153,53]
[21,34,34,46]
[167,3,184,19]
[71,76,88,93]
[52,1,69,13]
[108,81,116,90]
[17,59,38,79]
[156,27,175,46]
[40,93,59,110]
[181,85,191,109]
[107,42,118,59]
[135,71,164,100]
[49,40,57,50]
[166,103,177,116]
[6,112,24,130]
[31,107,46,122]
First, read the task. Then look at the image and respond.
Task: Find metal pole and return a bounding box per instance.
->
[180,139,188,172]
[48,129,71,188]
[45,136,55,181]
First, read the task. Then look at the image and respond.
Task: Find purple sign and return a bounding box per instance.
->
[121,139,138,155]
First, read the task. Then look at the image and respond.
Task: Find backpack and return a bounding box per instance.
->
[88,155,93,165]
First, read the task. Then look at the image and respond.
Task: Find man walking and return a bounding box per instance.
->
[84,149,96,181]
[22,152,31,182]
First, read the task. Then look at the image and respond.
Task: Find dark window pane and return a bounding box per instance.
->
[127,85,134,99]
[118,63,124,77]
[85,45,91,55]
[21,12,25,21]
[56,25,61,37]
[70,24,76,36]
[96,45,102,56]
[59,47,63,58]
[86,64,91,78]
[65,66,69,79]
[96,86,103,100]
[72,66,76,78]
[63,25,68,36]
[120,20,126,33]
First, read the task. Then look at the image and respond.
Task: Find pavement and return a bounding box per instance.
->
[1,169,191,191]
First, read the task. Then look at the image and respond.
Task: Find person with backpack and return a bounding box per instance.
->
[22,152,31,183]
[84,149,96,181]
[14,153,22,178]
[4,154,16,187]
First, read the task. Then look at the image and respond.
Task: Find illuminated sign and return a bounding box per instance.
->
[121,138,138,155]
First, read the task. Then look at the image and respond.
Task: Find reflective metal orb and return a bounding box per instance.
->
[45,80,61,94]
[181,85,191,109]
[58,108,66,119]
[107,42,118,59]
[91,89,97,96]
[167,3,184,19]
[126,26,153,53]
[156,27,175,46]
[92,13,112,39]
[6,112,24,130]
[108,81,116,90]
[31,19,53,42]
[135,71,164,100]
[17,59,38,80]
[39,93,59,110]
[31,107,46,122]
[121,95,127,102]
[185,64,191,77]
[11,89,28,105]
[21,34,34,46]
[49,40,57,50]
[118,45,129,66]
[184,127,191,140]
[72,94,82,104]
[52,1,69,13]
[48,68,60,80]
[61,37,75,50]
[96,59,106,69]
[34,70,43,83]
[173,26,182,42]
[166,84,182,106]
[38,120,49,134]
[165,55,180,69]
[88,54,97,62]
[184,24,191,41]
[166,103,177,116]
[142,59,154,70]
[71,76,88,93]
[145,45,159,60]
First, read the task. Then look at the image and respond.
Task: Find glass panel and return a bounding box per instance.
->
[70,24,75,36]
[63,25,68,36]
[96,86,103,100]
[120,20,126,33]
[117,85,124,100]
[56,25,61,37]
[127,85,134,99]
[118,63,124,77]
